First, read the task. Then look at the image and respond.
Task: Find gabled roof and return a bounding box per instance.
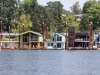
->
[54,32,66,36]
[20,31,42,36]
[93,33,100,43]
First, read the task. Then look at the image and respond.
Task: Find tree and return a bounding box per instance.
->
[79,14,90,31]
[21,0,55,34]
[70,1,82,15]
[83,0,96,13]
[31,5,55,32]
[19,14,32,32]
[83,1,100,30]
[0,0,18,31]
[46,1,65,32]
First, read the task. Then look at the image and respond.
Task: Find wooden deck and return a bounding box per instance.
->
[1,47,97,50]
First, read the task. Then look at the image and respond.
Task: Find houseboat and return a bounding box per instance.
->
[45,32,65,49]
[93,30,100,50]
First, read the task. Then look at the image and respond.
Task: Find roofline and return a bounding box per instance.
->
[20,31,42,36]
[54,32,66,36]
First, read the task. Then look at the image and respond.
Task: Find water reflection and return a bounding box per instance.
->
[0,50,100,75]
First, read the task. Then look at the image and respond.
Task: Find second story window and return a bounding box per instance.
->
[31,34,38,41]
[57,36,62,41]
[97,37,99,42]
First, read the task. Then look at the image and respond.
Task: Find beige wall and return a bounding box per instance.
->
[39,36,43,42]
[1,41,18,48]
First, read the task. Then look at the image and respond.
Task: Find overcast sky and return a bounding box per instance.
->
[37,0,89,11]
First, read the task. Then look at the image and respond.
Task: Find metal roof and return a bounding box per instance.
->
[20,31,42,36]
[1,33,19,36]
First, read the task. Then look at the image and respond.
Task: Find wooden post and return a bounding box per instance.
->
[46,27,48,40]
[9,26,10,47]
[23,24,24,32]
[0,21,2,46]
[42,22,44,48]
[0,21,2,38]
[15,29,16,38]
[66,23,68,50]
[89,22,92,50]
[19,23,20,48]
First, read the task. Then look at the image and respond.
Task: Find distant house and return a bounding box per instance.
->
[93,31,100,48]
[0,33,19,48]
[74,32,90,49]
[68,26,90,49]
[20,31,43,48]
[74,14,83,19]
[45,32,65,49]
[74,14,83,22]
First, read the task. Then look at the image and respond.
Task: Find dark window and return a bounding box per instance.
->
[95,32,97,35]
[48,43,50,46]
[57,43,61,48]
[57,36,62,41]
[53,38,54,41]
[60,37,61,41]
[93,42,95,45]
[23,37,27,42]
[97,38,99,41]
[97,43,100,45]
[5,43,7,47]
[51,43,53,46]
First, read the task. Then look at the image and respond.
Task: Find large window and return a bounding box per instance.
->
[31,34,38,40]
[48,43,53,46]
[57,43,61,48]
[23,37,27,42]
[57,36,62,41]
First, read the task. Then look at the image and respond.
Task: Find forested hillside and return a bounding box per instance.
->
[0,0,100,38]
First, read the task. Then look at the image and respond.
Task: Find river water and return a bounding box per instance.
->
[0,50,100,75]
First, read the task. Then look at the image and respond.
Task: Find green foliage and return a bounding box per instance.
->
[1,37,8,41]
[66,13,74,25]
[79,14,90,31]
[0,0,18,31]
[70,1,82,14]
[12,38,19,41]
[46,1,64,32]
[19,14,32,32]
[0,0,84,39]
[83,0,96,13]
[83,1,100,30]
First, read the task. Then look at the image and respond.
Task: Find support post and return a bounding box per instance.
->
[9,26,10,47]
[23,24,24,32]
[19,23,20,48]
[89,22,92,50]
[46,27,48,40]
[66,23,68,50]
[0,21,2,46]
[42,22,44,48]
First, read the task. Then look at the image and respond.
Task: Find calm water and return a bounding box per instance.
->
[0,50,100,75]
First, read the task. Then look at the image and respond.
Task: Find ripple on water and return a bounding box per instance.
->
[0,50,100,75]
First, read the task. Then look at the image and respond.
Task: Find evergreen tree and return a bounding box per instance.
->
[0,0,18,31]
[83,0,100,30]
[70,1,82,14]
[79,14,90,31]
[46,1,65,32]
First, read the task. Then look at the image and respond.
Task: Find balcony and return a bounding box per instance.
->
[31,38,38,41]
[75,38,89,42]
